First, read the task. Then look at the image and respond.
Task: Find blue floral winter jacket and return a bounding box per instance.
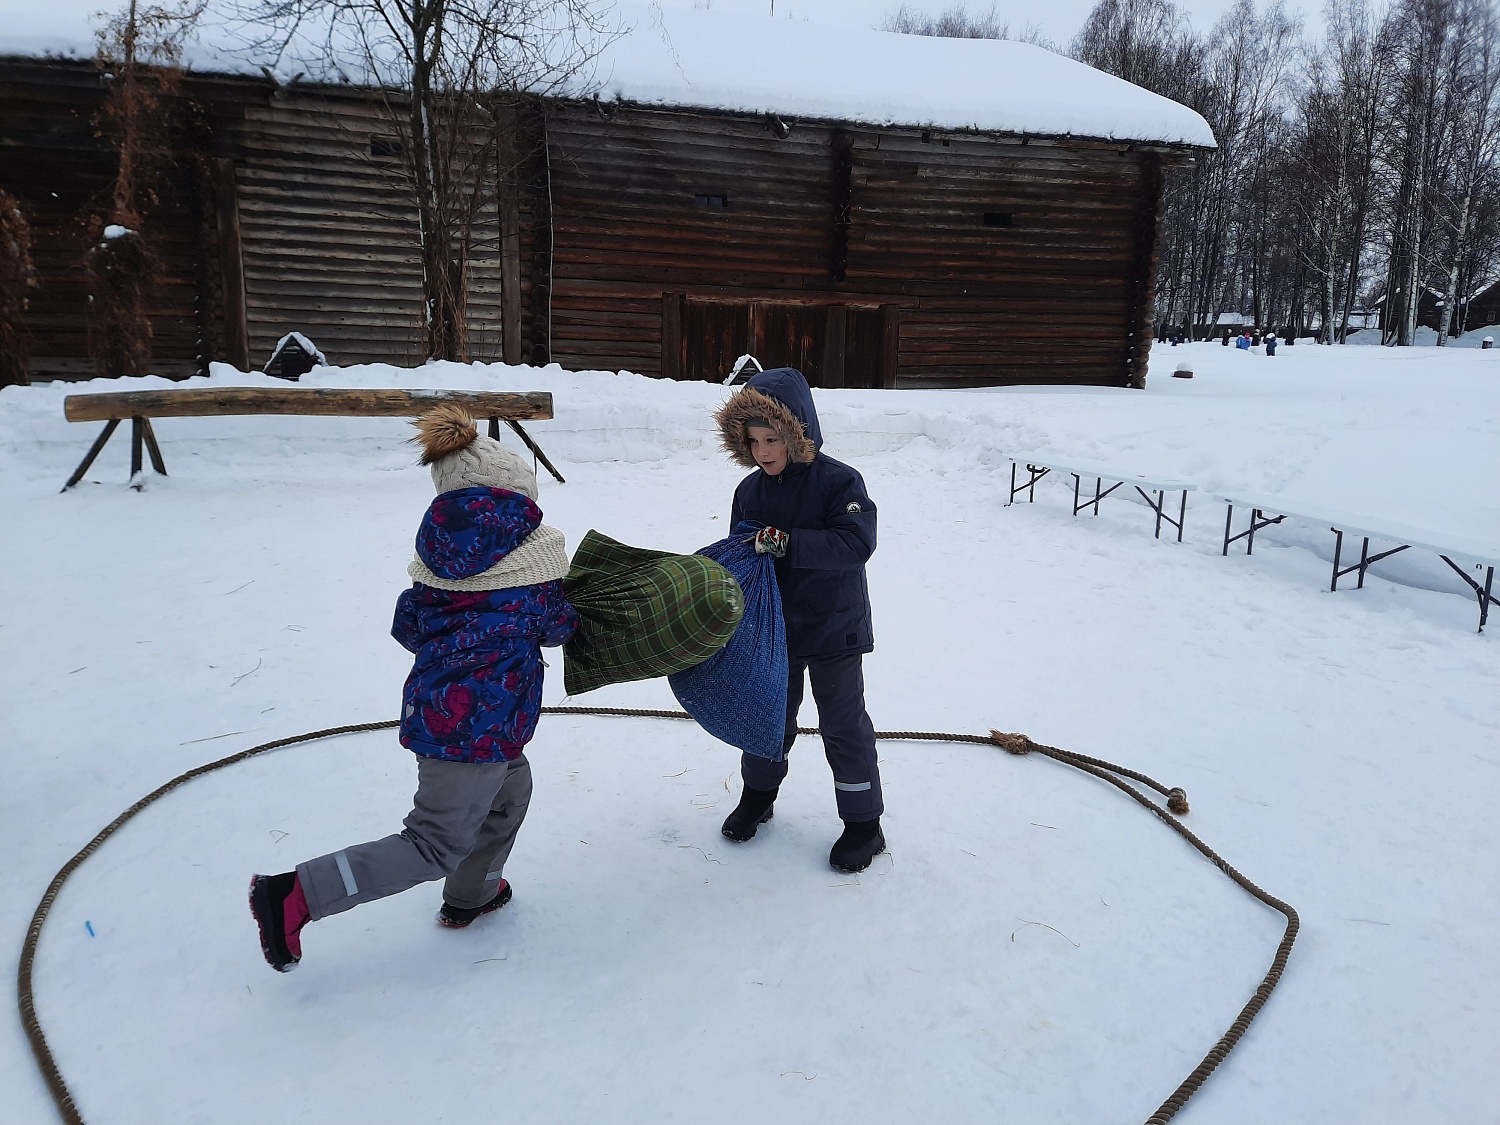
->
[392,487,578,763]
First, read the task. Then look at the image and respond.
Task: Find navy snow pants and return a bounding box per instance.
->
[741,652,883,823]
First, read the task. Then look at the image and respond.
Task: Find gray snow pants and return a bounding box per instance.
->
[297,754,532,921]
[741,653,883,823]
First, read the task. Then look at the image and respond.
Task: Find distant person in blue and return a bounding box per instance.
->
[1265,331,1278,356]
[1236,332,1252,350]
[713,368,885,873]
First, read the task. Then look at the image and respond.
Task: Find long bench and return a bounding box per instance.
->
[1219,492,1498,631]
[1008,457,1197,541]
[61,387,564,491]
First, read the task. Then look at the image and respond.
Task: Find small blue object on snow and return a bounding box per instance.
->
[85,921,95,937]
[669,524,788,761]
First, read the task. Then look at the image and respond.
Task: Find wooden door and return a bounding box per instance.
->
[673,299,896,387]
[751,302,825,385]
[681,299,751,382]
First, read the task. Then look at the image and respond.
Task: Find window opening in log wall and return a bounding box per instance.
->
[983,212,1014,227]
[694,193,728,209]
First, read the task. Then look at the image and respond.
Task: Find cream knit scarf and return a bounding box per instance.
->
[407,523,571,592]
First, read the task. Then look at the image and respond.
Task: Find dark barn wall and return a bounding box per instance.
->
[2,60,1180,388]
[0,63,505,377]
[229,91,504,370]
[0,60,208,380]
[537,102,1167,389]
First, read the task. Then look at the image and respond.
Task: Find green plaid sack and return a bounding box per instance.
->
[562,530,744,696]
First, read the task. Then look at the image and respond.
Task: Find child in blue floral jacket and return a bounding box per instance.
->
[250,405,577,972]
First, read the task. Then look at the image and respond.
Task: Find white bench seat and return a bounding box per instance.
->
[1008,456,1198,542]
[1217,493,1500,566]
[1218,493,1496,631]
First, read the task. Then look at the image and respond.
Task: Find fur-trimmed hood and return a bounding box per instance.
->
[715,367,821,470]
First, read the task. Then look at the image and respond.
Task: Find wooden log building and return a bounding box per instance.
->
[0,11,1214,389]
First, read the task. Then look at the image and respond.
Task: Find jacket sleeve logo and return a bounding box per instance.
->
[846,501,862,513]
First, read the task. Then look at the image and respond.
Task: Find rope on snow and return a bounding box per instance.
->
[18,708,1296,1125]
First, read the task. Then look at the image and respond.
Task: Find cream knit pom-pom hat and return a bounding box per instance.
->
[413,403,538,499]
[407,403,566,590]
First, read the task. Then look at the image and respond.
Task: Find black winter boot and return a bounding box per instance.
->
[829,818,885,872]
[721,786,778,842]
[438,880,512,929]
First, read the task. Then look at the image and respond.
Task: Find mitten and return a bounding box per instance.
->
[753,526,789,557]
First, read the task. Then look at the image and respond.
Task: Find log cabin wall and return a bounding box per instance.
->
[0,62,507,377]
[537,101,1170,389]
[2,60,1185,388]
[227,89,504,369]
[0,60,209,380]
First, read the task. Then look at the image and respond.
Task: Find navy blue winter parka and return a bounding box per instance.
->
[721,368,876,660]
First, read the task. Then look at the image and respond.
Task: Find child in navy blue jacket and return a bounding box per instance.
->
[713,368,885,872]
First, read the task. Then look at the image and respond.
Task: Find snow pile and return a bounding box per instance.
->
[1344,323,1500,347]
[2,345,1497,1124]
[3,344,1492,590]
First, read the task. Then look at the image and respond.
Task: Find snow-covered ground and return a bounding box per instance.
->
[2,341,1497,1124]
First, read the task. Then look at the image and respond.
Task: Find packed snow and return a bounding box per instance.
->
[0,0,1214,147]
[2,341,1497,1124]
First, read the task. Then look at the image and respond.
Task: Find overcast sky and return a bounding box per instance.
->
[662,0,1326,47]
[0,0,1328,62]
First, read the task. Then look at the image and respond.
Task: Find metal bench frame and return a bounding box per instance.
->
[1009,460,1193,542]
[1221,499,1496,633]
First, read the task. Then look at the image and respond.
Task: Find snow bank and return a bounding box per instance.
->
[1344,323,1500,347]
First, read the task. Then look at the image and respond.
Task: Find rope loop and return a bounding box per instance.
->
[18,709,1292,1125]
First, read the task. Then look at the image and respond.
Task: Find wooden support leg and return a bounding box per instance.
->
[488,417,501,440]
[62,419,122,492]
[506,420,566,484]
[130,417,145,490]
[140,417,167,476]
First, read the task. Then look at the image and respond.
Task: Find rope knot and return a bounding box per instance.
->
[1167,787,1190,815]
[990,730,1034,755]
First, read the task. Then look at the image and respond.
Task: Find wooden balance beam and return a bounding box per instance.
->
[61,387,565,490]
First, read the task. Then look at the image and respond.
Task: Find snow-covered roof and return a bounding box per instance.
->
[1,1,1215,148]
[586,5,1215,147]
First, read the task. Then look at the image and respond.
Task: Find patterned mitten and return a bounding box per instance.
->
[753,526,789,557]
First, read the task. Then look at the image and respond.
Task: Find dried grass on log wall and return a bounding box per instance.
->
[85,225,159,377]
[0,189,37,387]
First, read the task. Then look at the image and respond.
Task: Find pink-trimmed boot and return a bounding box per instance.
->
[249,872,310,972]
